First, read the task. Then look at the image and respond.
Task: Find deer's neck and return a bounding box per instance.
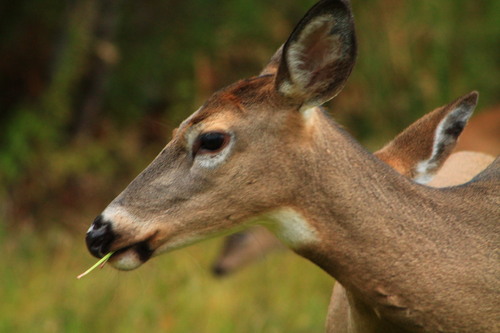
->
[261,110,499,332]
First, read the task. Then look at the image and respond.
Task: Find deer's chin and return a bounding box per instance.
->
[109,241,153,271]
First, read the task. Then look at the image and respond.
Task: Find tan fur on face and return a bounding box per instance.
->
[102,75,318,260]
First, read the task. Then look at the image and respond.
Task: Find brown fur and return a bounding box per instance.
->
[212,97,489,278]
[86,1,500,332]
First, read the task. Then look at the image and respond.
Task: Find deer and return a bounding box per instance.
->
[325,148,496,333]
[211,104,499,278]
[84,0,500,332]
[209,104,496,333]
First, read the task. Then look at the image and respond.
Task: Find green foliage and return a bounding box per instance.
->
[338,0,500,146]
[2,0,498,188]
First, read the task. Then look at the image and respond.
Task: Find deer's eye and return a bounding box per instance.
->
[193,132,230,156]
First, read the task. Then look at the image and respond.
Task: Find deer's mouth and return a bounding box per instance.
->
[109,239,154,271]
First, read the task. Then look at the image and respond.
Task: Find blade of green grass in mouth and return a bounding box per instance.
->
[77,252,114,279]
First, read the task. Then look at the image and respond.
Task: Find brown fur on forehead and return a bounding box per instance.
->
[172,74,298,142]
[188,75,285,125]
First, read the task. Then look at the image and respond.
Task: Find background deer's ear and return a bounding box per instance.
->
[275,0,356,108]
[376,91,478,184]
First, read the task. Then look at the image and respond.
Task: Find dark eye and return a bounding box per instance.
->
[193,132,230,156]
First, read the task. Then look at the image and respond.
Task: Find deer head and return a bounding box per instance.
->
[85,0,358,270]
[84,1,499,332]
[85,0,476,273]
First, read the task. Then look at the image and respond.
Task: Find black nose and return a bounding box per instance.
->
[86,215,115,258]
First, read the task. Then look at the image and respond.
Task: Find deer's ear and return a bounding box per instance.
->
[375,91,478,184]
[275,0,356,108]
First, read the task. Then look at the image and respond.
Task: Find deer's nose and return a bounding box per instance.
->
[86,215,115,258]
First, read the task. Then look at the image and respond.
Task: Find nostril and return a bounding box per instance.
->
[88,215,105,233]
[86,215,115,258]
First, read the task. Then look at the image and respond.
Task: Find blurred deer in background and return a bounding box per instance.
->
[453,105,500,156]
[427,151,495,187]
[85,0,499,332]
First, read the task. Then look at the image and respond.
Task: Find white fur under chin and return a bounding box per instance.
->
[110,250,143,271]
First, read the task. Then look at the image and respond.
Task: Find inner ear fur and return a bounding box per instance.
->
[274,0,357,108]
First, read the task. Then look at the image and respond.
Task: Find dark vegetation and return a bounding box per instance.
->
[1,0,499,231]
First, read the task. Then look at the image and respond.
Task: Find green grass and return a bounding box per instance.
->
[0,226,332,332]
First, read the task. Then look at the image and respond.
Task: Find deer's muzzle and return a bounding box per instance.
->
[86,214,156,270]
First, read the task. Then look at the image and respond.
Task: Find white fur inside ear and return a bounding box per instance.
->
[414,162,436,184]
[279,15,341,97]
[414,104,472,184]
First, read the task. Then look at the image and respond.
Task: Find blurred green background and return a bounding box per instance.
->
[0,0,498,332]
